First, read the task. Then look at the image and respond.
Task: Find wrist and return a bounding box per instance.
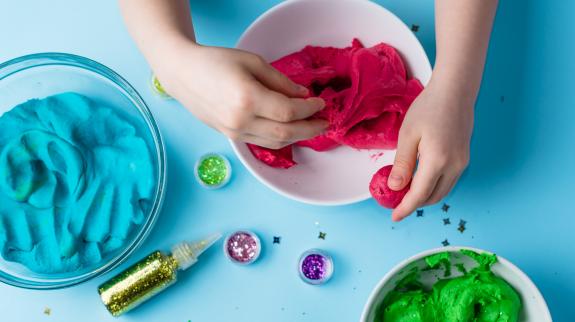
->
[146,35,201,74]
[428,64,481,106]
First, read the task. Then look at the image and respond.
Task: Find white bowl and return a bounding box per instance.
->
[231,0,432,205]
[361,246,552,322]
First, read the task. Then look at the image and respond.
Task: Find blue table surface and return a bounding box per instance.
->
[1,0,574,321]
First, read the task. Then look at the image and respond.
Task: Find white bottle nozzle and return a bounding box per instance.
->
[171,232,222,270]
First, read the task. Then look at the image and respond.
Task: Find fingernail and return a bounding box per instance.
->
[296,85,309,95]
[313,98,326,109]
[388,174,403,189]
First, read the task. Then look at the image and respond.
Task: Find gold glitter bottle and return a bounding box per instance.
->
[98,233,221,317]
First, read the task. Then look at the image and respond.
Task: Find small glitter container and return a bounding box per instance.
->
[298,249,334,285]
[224,231,261,265]
[194,153,232,189]
[150,74,171,99]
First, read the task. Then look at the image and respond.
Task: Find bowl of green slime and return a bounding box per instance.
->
[361,246,551,322]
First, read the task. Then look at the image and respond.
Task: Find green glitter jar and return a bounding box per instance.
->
[195,153,232,189]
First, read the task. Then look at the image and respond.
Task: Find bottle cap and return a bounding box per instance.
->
[172,233,222,270]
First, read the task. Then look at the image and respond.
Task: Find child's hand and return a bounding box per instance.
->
[388,78,474,221]
[155,44,328,148]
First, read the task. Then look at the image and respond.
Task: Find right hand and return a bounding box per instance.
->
[153,43,328,149]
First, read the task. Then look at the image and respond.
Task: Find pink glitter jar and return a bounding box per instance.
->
[224,231,261,265]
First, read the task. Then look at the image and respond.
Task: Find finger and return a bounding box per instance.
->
[247,117,328,143]
[248,56,309,97]
[253,88,325,122]
[388,130,419,191]
[391,161,442,221]
[424,175,451,206]
[241,133,291,150]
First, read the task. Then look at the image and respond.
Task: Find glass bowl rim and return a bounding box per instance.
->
[0,52,167,289]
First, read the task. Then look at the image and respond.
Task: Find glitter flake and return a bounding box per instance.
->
[318,232,326,240]
[273,236,281,244]
[416,209,424,217]
[441,239,450,247]
[411,24,420,32]
[442,203,450,212]
[443,218,451,225]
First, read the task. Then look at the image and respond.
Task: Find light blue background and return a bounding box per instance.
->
[0,0,574,321]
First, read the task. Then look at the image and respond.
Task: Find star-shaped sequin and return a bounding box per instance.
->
[411,24,420,32]
[318,232,326,240]
[442,203,450,212]
[441,239,450,247]
[458,219,467,233]
[43,308,51,316]
[443,218,451,225]
[273,236,281,244]
[416,209,424,217]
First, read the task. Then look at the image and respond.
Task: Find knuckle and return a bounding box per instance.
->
[248,54,266,66]
[277,108,297,122]
[273,126,293,141]
[393,157,414,172]
[223,113,246,131]
[234,89,254,113]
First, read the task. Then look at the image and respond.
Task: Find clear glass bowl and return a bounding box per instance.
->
[0,53,166,289]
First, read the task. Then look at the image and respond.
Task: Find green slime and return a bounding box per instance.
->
[376,250,521,322]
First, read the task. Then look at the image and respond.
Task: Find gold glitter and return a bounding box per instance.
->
[98,251,179,317]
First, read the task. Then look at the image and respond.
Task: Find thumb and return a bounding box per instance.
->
[388,132,419,191]
[249,56,309,98]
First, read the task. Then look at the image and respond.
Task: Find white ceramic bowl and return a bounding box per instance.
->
[361,246,552,322]
[231,0,432,205]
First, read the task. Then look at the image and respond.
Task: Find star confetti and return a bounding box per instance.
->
[416,209,424,217]
[442,203,450,212]
[441,239,450,247]
[43,308,51,316]
[273,236,281,244]
[411,24,420,32]
[318,232,326,240]
[443,218,451,225]
[458,220,467,233]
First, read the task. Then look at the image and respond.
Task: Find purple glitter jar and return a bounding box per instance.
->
[298,249,333,285]
[224,231,261,265]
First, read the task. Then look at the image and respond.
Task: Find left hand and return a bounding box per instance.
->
[387,77,474,221]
